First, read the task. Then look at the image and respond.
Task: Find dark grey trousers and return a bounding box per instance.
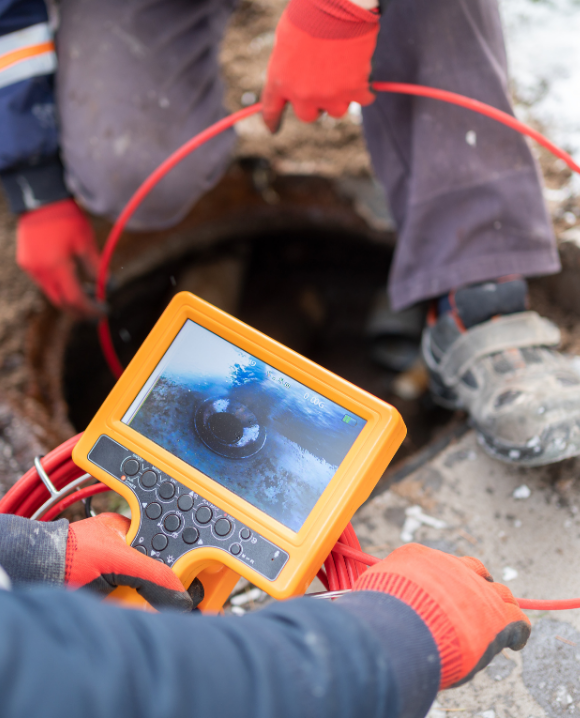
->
[363,0,560,310]
[56,0,560,310]
[56,0,238,231]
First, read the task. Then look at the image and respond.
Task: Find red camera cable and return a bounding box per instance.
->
[0,434,578,609]
[96,83,580,380]
[2,85,580,608]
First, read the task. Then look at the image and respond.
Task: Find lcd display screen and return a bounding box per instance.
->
[122,320,365,532]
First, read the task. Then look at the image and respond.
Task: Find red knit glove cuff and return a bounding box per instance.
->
[19,198,83,228]
[287,0,379,39]
[64,523,78,583]
[355,571,462,689]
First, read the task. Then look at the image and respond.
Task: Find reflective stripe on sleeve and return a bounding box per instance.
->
[0,23,57,90]
[0,564,11,591]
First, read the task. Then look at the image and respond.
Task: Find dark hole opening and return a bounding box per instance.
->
[64,226,453,478]
[208,413,245,445]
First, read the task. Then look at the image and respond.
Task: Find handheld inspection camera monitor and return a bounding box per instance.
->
[73,292,406,611]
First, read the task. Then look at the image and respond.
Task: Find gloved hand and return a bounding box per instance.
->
[66,513,193,612]
[354,543,531,689]
[262,0,379,132]
[16,198,102,317]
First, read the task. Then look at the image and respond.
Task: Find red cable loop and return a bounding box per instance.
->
[96,86,580,378]
[2,87,580,609]
[2,434,580,609]
[96,104,262,379]
[332,548,351,589]
[324,552,340,592]
[372,82,580,176]
[40,484,111,522]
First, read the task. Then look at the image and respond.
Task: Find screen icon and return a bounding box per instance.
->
[342,415,357,426]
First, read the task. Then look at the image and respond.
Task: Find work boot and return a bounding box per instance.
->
[422,278,580,466]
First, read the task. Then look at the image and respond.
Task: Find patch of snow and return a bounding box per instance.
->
[400,505,447,543]
[513,484,531,500]
[500,0,580,194]
[555,685,574,705]
[502,566,519,581]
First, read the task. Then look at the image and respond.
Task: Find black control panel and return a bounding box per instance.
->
[88,435,289,581]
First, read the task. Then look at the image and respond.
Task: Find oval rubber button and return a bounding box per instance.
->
[177,495,194,512]
[240,528,251,540]
[152,534,168,551]
[123,459,139,476]
[164,514,181,533]
[134,545,147,555]
[214,518,231,537]
[230,543,242,556]
[141,470,158,488]
[159,482,175,500]
[182,527,199,545]
[196,506,212,524]
[145,502,162,520]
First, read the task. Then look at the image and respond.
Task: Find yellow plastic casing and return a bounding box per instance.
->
[73,292,406,611]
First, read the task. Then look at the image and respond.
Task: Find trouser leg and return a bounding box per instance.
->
[56,0,237,230]
[363,0,560,312]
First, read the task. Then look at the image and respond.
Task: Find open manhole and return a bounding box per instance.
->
[64,242,454,488]
[20,165,456,493]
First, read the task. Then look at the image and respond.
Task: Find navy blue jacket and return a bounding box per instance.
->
[0,0,70,213]
[0,515,440,718]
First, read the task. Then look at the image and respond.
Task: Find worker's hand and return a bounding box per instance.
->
[354,544,531,689]
[262,0,379,132]
[16,198,102,318]
[66,513,193,612]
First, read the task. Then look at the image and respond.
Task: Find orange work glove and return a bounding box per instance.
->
[354,544,531,689]
[16,198,102,318]
[262,0,380,132]
[66,513,193,612]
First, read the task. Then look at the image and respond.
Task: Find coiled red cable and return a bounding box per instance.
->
[0,434,578,609]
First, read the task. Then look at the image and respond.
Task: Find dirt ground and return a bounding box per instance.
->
[220,0,372,178]
[0,0,579,490]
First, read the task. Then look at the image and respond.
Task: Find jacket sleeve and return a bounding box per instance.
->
[0,514,68,586]
[0,0,71,213]
[0,587,440,718]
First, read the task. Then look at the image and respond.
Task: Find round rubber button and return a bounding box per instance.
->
[214,518,232,537]
[230,543,242,556]
[164,514,181,533]
[182,527,199,545]
[177,495,194,512]
[152,534,168,551]
[141,470,158,489]
[134,545,147,555]
[240,528,251,540]
[196,506,212,524]
[159,482,175,500]
[123,459,139,477]
[145,502,162,520]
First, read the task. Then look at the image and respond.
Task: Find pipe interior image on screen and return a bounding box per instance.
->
[122,320,365,532]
